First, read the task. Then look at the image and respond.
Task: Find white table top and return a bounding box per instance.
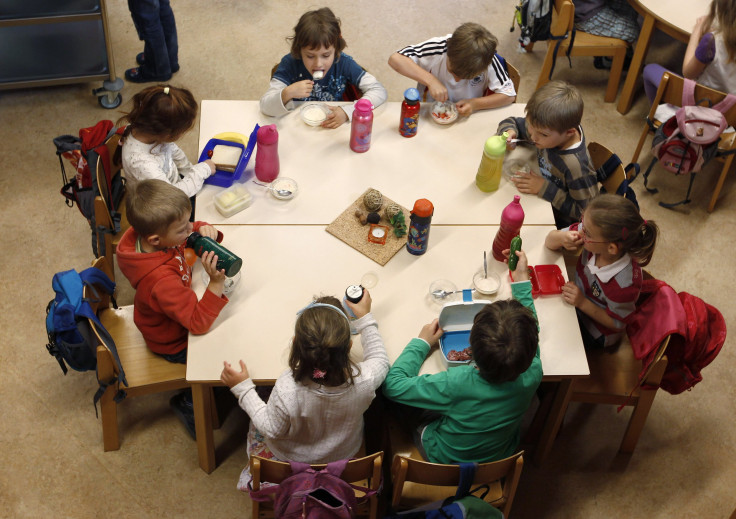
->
[633,0,709,36]
[196,100,552,226]
[186,225,589,383]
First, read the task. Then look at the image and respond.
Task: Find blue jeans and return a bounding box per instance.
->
[127,0,178,78]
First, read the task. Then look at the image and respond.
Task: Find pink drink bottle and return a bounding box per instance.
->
[492,195,525,262]
[254,124,279,182]
[350,98,374,153]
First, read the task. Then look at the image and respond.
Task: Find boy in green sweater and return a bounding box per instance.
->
[383,250,542,464]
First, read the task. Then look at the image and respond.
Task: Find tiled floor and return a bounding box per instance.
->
[1,1,734,517]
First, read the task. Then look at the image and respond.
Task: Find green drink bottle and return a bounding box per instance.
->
[186,232,242,277]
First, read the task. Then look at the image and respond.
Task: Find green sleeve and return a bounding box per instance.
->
[511,280,541,358]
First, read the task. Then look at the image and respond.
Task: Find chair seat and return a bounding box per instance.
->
[572,344,643,402]
[561,31,629,53]
[99,306,186,389]
[398,480,505,510]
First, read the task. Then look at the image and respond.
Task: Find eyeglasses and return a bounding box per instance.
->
[579,217,610,244]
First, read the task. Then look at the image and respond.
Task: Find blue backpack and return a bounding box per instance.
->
[45,267,128,411]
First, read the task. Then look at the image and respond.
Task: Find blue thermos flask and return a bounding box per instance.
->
[406,199,434,256]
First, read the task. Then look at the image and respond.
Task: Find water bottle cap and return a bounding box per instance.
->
[483,132,508,156]
[411,198,434,217]
[354,98,374,112]
[257,124,279,144]
[403,88,420,102]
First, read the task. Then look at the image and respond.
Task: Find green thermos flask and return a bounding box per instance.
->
[186,232,242,277]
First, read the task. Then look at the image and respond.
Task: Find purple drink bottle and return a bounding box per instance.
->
[492,195,525,262]
[350,99,374,153]
[255,124,279,182]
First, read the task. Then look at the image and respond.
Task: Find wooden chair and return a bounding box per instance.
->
[85,256,189,451]
[249,452,384,519]
[536,0,628,102]
[506,59,521,96]
[631,72,736,212]
[389,453,523,517]
[94,131,129,275]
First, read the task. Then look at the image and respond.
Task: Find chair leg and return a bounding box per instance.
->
[536,44,557,90]
[101,386,120,451]
[605,48,627,103]
[620,390,658,453]
[632,125,652,165]
[708,155,735,212]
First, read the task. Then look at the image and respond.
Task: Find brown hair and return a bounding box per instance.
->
[704,0,736,62]
[289,296,357,386]
[470,300,539,384]
[585,194,659,266]
[525,81,584,133]
[447,23,498,79]
[288,7,347,59]
[118,85,198,143]
[125,179,191,238]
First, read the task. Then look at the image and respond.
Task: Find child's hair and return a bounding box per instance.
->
[525,80,583,133]
[470,301,538,384]
[289,296,358,386]
[288,7,347,59]
[118,85,198,143]
[584,194,659,266]
[447,22,498,79]
[126,179,192,238]
[703,0,736,62]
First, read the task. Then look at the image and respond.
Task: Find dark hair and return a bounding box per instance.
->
[126,179,191,237]
[289,7,347,59]
[469,300,538,384]
[525,80,583,133]
[118,85,198,143]
[585,194,659,266]
[289,295,358,386]
[447,22,497,79]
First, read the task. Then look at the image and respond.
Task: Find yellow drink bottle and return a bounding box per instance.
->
[475,132,508,192]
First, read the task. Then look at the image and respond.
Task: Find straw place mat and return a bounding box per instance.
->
[326,188,410,266]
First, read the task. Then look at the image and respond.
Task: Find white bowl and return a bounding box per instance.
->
[300,103,329,126]
[430,101,458,125]
[473,270,500,295]
[270,177,298,200]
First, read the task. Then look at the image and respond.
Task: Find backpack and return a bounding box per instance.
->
[248,458,377,519]
[594,152,640,210]
[45,267,128,412]
[643,79,736,208]
[511,0,552,50]
[53,120,126,256]
[625,279,727,395]
[385,463,502,519]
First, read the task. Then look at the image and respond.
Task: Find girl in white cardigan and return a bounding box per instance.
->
[220,291,390,490]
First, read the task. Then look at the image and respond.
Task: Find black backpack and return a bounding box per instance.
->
[45,267,128,413]
[53,121,126,256]
[510,0,552,49]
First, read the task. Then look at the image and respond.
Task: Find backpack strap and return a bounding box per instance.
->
[681,78,697,107]
[455,462,477,498]
[712,93,736,115]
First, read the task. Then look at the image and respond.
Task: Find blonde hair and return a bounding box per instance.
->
[447,23,498,79]
[118,85,198,143]
[289,7,347,59]
[585,194,659,266]
[703,0,736,62]
[525,81,583,133]
[126,179,191,238]
[289,295,358,386]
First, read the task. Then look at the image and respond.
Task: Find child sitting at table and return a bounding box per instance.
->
[498,80,599,229]
[118,85,215,216]
[220,290,390,491]
[260,7,387,129]
[643,0,736,103]
[389,22,516,117]
[117,179,229,438]
[382,249,542,464]
[545,194,659,348]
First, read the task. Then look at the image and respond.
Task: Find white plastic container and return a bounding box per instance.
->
[438,297,490,368]
[214,185,253,217]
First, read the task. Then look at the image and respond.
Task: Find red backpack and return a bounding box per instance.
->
[625,279,727,395]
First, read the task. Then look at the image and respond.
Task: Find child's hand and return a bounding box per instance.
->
[202,250,226,296]
[220,360,250,388]
[561,281,585,307]
[283,80,314,102]
[203,159,216,174]
[197,225,219,240]
[504,249,530,281]
[418,318,444,349]
[321,106,348,129]
[428,78,448,103]
[346,288,372,319]
[512,169,545,195]
[505,130,518,150]
[562,230,583,250]
[456,99,475,117]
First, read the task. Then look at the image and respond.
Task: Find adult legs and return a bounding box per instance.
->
[127,0,178,80]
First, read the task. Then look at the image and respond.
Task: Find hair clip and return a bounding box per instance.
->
[312,368,327,380]
[163,87,170,95]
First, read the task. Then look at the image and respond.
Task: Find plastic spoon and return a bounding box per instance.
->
[431,288,476,299]
[252,179,292,197]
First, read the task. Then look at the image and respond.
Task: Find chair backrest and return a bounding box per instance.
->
[85,257,114,315]
[587,141,627,194]
[506,60,521,94]
[550,0,574,38]
[650,72,736,127]
[250,452,383,519]
[390,452,523,517]
[95,131,123,228]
